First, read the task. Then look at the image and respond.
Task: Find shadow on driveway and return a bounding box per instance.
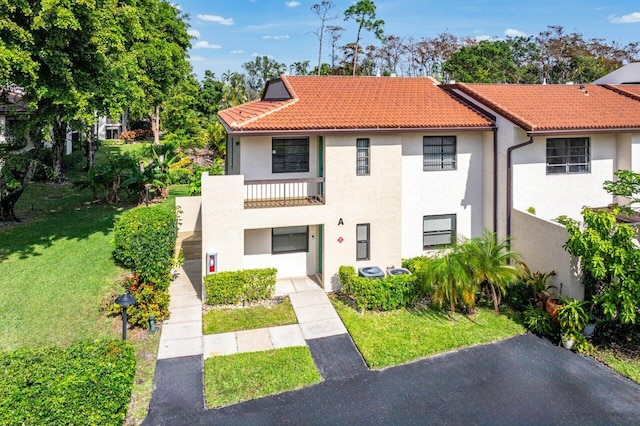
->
[146,333,640,425]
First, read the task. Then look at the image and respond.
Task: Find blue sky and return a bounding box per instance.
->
[175,0,640,80]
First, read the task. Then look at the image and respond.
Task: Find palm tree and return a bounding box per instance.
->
[422,246,474,313]
[461,231,523,314]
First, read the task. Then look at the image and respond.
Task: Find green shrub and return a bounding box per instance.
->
[402,256,433,273]
[168,167,193,184]
[504,280,531,311]
[523,305,555,337]
[112,205,178,287]
[205,268,277,305]
[125,278,171,328]
[0,340,135,425]
[339,266,421,311]
[338,265,355,293]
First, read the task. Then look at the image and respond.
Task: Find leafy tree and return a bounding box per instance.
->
[344,0,385,76]
[125,0,192,145]
[290,61,310,76]
[198,70,224,117]
[311,1,337,76]
[444,40,524,83]
[559,206,640,324]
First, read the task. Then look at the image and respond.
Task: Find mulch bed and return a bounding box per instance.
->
[591,321,640,361]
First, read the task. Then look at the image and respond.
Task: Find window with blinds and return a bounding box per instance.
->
[423,214,456,249]
[272,138,310,173]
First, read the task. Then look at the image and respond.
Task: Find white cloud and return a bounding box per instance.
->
[285,1,301,7]
[609,12,640,23]
[505,28,526,37]
[190,55,206,61]
[187,28,201,38]
[262,35,290,40]
[230,50,245,54]
[197,14,235,25]
[193,40,222,49]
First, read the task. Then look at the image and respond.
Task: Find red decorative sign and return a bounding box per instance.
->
[337,237,344,243]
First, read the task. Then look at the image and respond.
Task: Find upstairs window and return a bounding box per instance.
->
[423,214,456,249]
[424,136,456,171]
[546,138,590,174]
[356,138,370,175]
[272,138,309,173]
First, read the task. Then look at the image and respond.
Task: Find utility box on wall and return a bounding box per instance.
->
[206,251,217,275]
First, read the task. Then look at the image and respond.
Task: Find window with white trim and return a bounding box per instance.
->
[356,223,370,260]
[423,136,456,171]
[546,138,590,174]
[272,138,309,173]
[272,226,309,254]
[356,138,370,175]
[423,214,456,249]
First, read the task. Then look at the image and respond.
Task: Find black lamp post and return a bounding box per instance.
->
[144,184,151,206]
[115,292,136,340]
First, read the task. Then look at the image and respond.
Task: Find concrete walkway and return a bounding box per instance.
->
[158,262,351,360]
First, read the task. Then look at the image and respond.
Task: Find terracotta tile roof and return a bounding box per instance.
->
[448,83,640,133]
[218,75,493,133]
[603,84,640,102]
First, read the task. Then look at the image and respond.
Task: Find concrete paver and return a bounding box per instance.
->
[157,336,202,359]
[236,328,273,353]
[269,324,306,348]
[203,332,237,357]
[289,289,331,309]
[165,305,202,323]
[274,279,295,296]
[294,304,341,323]
[299,318,348,340]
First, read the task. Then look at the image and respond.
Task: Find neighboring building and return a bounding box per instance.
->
[0,92,27,143]
[190,75,640,297]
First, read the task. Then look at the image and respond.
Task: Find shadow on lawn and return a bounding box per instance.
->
[0,181,136,262]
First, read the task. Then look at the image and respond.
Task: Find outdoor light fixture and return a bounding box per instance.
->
[115,292,136,340]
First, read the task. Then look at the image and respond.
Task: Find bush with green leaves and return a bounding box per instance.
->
[113,205,178,287]
[205,268,277,305]
[523,305,555,336]
[0,340,135,425]
[338,266,421,311]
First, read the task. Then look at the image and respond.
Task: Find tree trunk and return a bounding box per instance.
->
[151,106,161,145]
[51,119,67,183]
[490,283,500,314]
[85,128,95,171]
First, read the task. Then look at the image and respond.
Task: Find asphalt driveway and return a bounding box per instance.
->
[146,333,640,425]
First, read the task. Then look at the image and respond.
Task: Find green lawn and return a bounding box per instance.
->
[203,297,297,334]
[204,347,321,408]
[0,182,126,350]
[332,297,527,369]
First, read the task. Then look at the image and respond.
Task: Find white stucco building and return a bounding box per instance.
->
[186,75,640,298]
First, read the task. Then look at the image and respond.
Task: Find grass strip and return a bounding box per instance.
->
[204,347,321,408]
[332,296,526,369]
[203,297,297,335]
[597,350,640,384]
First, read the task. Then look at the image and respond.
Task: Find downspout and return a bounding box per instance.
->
[506,136,534,240]
[492,127,498,233]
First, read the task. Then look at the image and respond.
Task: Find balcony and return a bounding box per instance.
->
[244,177,325,208]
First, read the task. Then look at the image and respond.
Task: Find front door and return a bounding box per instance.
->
[316,224,324,282]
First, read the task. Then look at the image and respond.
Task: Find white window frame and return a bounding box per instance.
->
[356,223,370,261]
[272,226,309,254]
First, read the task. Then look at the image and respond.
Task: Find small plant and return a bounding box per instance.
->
[523,305,554,336]
[557,298,590,338]
[526,206,536,215]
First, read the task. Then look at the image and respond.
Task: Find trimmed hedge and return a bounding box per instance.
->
[113,205,178,288]
[205,268,277,305]
[113,205,178,327]
[0,340,135,425]
[339,266,421,311]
